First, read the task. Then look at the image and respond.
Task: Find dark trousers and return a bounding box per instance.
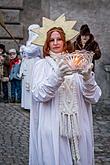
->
[0,80,1,95]
[10,79,21,101]
[2,81,8,100]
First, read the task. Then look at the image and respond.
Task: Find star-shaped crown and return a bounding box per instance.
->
[31,14,79,46]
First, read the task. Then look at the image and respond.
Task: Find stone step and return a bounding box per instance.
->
[0,24,24,39]
[0,9,20,24]
[0,0,23,9]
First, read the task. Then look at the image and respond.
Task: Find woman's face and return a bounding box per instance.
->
[49,31,64,54]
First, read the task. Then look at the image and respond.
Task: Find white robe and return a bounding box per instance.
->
[29,57,101,165]
[19,57,40,109]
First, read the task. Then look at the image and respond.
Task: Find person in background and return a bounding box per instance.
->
[19,24,42,110]
[72,24,101,72]
[9,49,21,103]
[29,26,101,165]
[0,44,10,103]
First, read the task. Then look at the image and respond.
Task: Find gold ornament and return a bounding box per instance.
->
[31,14,79,46]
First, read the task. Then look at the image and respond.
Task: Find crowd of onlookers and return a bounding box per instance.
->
[0,24,42,109]
[0,44,21,103]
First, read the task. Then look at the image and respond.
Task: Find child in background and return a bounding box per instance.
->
[9,49,21,103]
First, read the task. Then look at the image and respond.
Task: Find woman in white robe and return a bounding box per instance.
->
[29,27,101,165]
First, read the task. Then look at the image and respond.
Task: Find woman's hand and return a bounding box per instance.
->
[79,63,93,81]
[57,59,71,77]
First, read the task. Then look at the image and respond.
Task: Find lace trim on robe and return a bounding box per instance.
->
[46,55,80,163]
[58,75,80,163]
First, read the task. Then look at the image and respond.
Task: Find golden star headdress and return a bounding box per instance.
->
[31,14,79,46]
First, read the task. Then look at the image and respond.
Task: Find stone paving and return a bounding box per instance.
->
[93,102,110,165]
[0,103,29,165]
[0,102,110,165]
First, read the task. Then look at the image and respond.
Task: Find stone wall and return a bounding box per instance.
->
[0,0,49,48]
[20,0,42,44]
[0,0,110,102]
[0,0,23,49]
[0,0,24,50]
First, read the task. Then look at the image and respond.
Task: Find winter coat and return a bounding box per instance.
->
[72,34,101,71]
[9,57,21,81]
[0,53,10,80]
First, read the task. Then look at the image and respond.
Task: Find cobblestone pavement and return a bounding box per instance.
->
[93,102,110,165]
[0,102,110,165]
[0,103,29,165]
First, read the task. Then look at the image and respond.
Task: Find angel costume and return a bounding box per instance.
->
[19,24,42,110]
[19,49,41,109]
[29,55,101,165]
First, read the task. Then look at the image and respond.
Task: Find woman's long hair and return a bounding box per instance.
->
[43,27,73,57]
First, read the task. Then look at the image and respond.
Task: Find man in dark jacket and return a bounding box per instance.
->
[0,44,10,103]
[72,24,101,71]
